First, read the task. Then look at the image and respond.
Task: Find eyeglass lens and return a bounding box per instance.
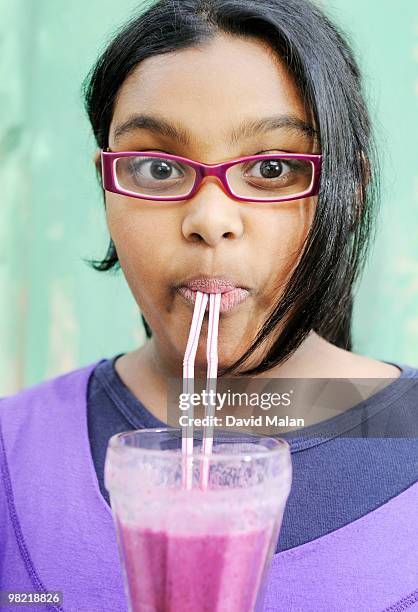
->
[114,155,314,200]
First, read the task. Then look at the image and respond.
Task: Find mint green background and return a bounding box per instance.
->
[0,0,417,394]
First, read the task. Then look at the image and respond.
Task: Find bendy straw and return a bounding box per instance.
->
[182,290,208,489]
[200,292,222,489]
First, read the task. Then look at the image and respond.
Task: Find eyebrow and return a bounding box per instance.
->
[112,113,318,146]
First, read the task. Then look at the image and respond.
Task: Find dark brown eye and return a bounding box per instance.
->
[257,159,284,179]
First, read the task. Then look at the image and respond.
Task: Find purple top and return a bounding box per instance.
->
[1,362,417,612]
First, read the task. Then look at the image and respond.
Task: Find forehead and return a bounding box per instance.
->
[110,33,313,149]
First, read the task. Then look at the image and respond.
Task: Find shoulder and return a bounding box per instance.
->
[337,352,404,378]
[314,336,414,378]
[1,361,101,409]
[0,361,101,450]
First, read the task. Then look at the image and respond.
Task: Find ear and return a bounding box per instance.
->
[357,151,371,209]
[352,151,370,227]
[93,150,101,173]
[360,151,371,193]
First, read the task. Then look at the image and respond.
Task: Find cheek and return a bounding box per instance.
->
[105,196,175,293]
[257,197,316,294]
[281,197,315,261]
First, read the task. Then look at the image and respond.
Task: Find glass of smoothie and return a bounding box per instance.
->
[105,428,292,612]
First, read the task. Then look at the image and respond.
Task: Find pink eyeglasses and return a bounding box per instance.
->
[101,149,322,204]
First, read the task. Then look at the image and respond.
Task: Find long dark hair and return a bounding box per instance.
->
[82,0,379,376]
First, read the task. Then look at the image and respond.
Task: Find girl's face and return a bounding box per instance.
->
[103,33,319,374]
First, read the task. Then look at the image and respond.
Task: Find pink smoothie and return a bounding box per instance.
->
[118,519,273,612]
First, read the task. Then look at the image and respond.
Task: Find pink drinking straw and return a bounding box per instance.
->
[200,292,222,490]
[182,290,208,489]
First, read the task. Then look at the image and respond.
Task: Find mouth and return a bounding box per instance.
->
[176,276,251,314]
[177,287,250,313]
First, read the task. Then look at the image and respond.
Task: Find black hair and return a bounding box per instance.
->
[82,0,379,377]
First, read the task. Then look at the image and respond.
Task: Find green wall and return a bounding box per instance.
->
[1,0,417,394]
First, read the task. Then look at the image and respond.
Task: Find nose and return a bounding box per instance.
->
[182,176,244,247]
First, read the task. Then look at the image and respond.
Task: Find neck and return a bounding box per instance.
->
[114,331,400,427]
[115,330,327,419]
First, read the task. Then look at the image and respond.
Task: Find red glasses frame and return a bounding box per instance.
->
[101,149,322,203]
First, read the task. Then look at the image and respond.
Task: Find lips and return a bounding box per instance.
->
[177,276,250,313]
[179,276,247,293]
[178,287,250,313]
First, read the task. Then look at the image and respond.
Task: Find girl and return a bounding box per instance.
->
[1,0,417,610]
